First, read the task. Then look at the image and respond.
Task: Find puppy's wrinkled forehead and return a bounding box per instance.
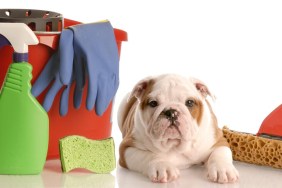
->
[149,75,200,101]
[129,74,213,104]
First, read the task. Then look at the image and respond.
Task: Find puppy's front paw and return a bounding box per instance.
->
[207,162,239,184]
[147,161,180,183]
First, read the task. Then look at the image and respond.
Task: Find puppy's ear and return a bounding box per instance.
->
[128,76,155,101]
[191,77,216,100]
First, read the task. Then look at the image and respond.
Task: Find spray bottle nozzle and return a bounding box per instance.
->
[0,23,38,62]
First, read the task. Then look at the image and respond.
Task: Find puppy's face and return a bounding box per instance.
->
[131,74,214,150]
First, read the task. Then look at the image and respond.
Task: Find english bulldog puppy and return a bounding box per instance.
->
[118,74,239,183]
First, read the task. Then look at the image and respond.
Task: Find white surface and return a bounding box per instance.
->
[0,159,282,188]
[1,1,282,188]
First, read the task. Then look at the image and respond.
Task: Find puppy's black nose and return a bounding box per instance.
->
[163,109,178,121]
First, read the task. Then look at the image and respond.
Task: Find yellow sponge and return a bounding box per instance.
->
[223,126,282,169]
[59,136,116,173]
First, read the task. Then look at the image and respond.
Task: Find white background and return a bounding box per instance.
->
[2,0,282,134]
[1,1,282,188]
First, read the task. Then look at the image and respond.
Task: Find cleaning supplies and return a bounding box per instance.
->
[59,136,115,173]
[223,126,282,169]
[0,23,49,174]
[257,104,282,139]
[32,21,120,116]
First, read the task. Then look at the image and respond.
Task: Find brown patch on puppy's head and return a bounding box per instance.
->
[187,98,204,125]
[128,76,156,110]
[189,77,216,126]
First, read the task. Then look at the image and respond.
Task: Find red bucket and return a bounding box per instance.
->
[0,18,127,159]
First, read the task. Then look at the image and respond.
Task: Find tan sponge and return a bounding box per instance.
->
[223,126,282,169]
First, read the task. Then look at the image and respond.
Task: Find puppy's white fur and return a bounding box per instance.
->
[118,74,238,183]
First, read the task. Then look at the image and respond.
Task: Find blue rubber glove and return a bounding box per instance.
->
[60,58,85,115]
[32,21,119,116]
[61,21,119,116]
[31,30,85,116]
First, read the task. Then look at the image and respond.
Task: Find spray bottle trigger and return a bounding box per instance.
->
[0,23,38,54]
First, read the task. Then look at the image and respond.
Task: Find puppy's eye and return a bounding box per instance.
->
[185,99,195,108]
[148,100,158,108]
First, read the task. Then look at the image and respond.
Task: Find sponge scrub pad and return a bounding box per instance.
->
[59,136,116,173]
[223,126,282,169]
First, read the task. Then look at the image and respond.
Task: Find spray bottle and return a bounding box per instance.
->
[0,23,49,174]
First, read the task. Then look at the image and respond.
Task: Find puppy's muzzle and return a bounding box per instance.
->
[162,108,179,126]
